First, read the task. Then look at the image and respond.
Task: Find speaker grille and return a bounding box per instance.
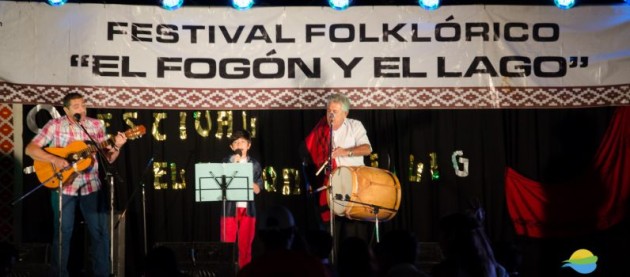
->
[153,242,236,277]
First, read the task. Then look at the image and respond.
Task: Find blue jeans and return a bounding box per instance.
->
[50,190,110,277]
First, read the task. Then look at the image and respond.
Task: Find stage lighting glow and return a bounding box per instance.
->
[161,0,184,10]
[232,0,255,10]
[554,0,575,9]
[329,0,351,11]
[419,0,440,10]
[47,0,67,6]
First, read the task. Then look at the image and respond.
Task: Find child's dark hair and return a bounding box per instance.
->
[229,130,252,144]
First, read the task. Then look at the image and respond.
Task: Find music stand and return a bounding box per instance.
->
[194,163,254,239]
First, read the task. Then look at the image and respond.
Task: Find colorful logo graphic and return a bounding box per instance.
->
[562,249,598,274]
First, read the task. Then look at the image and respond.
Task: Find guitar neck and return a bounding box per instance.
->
[79,138,116,158]
[98,130,137,149]
[43,125,145,162]
[86,125,146,154]
[98,138,115,149]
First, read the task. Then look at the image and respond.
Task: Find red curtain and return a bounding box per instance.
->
[505,106,630,238]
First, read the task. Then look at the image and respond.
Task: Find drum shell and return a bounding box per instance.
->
[329,166,401,222]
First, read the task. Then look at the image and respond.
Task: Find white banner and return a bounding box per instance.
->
[1,2,629,109]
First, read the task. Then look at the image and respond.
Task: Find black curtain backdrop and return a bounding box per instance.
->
[19,106,620,275]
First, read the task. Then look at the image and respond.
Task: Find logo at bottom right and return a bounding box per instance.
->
[562,249,598,274]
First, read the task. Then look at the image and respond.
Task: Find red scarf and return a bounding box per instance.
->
[305,116,337,222]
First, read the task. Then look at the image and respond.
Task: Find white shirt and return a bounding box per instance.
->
[236,158,248,208]
[333,118,371,167]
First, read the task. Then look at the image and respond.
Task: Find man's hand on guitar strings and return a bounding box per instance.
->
[51,156,69,170]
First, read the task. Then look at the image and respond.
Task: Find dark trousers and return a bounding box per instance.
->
[50,190,110,277]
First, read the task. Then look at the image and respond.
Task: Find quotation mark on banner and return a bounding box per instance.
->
[70,55,91,67]
[569,56,588,68]
[69,54,146,77]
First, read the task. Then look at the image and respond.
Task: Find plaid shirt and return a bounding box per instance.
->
[31,116,107,196]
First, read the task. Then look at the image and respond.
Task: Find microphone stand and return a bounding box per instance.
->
[13,144,90,277]
[58,175,63,277]
[74,116,120,277]
[114,157,154,256]
[327,116,335,264]
[13,166,67,276]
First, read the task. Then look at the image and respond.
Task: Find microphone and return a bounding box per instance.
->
[190,247,197,266]
[146,157,155,166]
[328,113,335,125]
[234,149,243,156]
[334,194,343,200]
[23,166,35,174]
[73,113,82,123]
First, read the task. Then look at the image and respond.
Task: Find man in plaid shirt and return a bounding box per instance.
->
[25,92,127,277]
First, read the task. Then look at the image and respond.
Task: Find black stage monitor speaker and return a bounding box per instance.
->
[153,242,236,277]
[11,243,51,277]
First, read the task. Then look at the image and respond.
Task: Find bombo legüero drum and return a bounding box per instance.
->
[328,166,401,222]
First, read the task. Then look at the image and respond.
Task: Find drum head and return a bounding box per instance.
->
[328,166,402,222]
[330,167,353,216]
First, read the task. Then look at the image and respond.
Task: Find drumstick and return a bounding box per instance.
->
[314,185,329,193]
[315,160,329,176]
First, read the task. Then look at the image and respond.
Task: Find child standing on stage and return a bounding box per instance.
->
[221,130,262,268]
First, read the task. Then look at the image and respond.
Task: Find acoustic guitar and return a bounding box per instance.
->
[33,125,146,188]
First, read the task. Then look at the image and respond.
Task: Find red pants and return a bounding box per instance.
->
[220,207,256,268]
